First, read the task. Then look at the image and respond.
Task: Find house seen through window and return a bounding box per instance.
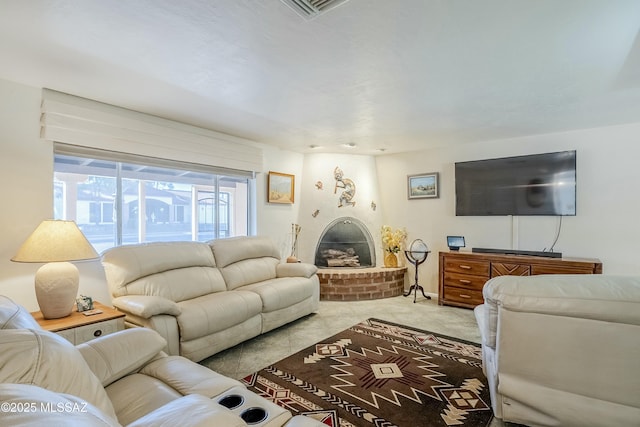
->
[54,152,251,253]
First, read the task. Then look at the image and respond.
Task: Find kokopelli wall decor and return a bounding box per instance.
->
[334,166,356,207]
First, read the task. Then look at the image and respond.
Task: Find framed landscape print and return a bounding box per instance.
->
[268,171,295,204]
[408,172,439,199]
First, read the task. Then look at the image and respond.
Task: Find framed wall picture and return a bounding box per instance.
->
[407,172,439,199]
[268,171,295,204]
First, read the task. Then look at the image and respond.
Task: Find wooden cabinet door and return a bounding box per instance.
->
[491,263,531,277]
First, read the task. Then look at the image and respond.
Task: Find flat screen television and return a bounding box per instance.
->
[455,150,576,216]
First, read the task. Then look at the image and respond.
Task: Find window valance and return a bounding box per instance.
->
[41,89,264,174]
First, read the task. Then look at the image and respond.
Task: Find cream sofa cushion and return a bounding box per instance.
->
[128,394,246,427]
[0,329,116,419]
[210,236,280,268]
[0,383,120,427]
[103,241,225,300]
[121,267,227,302]
[238,277,315,313]
[210,236,280,290]
[105,373,182,425]
[103,241,216,287]
[221,258,280,290]
[177,291,262,341]
[481,274,640,348]
[139,355,242,397]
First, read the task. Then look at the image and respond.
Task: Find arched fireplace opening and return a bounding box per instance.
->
[314,217,375,268]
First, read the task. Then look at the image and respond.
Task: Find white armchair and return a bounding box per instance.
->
[474,274,640,427]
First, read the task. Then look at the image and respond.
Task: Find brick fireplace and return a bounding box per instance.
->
[314,217,406,300]
[317,266,407,301]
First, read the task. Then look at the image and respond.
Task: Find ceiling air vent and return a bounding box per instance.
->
[280,0,350,20]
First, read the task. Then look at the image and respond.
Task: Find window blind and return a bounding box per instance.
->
[41,89,264,174]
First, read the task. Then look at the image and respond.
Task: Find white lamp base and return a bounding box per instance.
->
[34,261,79,319]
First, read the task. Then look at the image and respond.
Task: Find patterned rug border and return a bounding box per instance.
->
[365,317,482,347]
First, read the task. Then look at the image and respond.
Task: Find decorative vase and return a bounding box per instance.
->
[384,252,398,268]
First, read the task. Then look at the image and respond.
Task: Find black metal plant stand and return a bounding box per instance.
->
[403,242,431,303]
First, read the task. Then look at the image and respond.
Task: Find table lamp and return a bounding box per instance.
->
[11,220,98,319]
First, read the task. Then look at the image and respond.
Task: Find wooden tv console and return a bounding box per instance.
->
[438,251,602,309]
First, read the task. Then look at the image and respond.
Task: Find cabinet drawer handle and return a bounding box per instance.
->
[459,265,472,270]
[458,294,472,299]
[93,330,103,337]
[459,279,471,284]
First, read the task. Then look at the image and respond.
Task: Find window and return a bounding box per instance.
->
[54,150,253,253]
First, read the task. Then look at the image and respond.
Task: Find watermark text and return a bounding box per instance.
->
[1,401,88,413]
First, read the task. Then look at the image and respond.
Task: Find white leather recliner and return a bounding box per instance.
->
[0,295,323,427]
[474,274,640,427]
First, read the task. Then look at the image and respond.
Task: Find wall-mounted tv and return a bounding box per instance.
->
[455,150,576,216]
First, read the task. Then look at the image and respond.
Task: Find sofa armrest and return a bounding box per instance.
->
[112,295,181,319]
[277,262,317,279]
[77,328,167,387]
[473,304,488,343]
[121,313,181,356]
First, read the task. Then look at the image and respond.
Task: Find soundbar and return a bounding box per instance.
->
[472,247,562,258]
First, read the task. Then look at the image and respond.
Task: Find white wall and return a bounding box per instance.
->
[376,124,640,293]
[0,79,49,310]
[296,153,385,266]
[0,80,126,310]
[257,147,304,257]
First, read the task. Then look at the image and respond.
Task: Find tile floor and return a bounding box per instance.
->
[201,295,515,426]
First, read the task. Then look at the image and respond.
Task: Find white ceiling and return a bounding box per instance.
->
[0,0,639,155]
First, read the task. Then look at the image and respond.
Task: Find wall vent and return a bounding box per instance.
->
[280,0,350,20]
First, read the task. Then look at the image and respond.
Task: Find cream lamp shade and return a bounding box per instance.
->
[11,220,98,319]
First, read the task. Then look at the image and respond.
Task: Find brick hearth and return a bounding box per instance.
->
[318,267,407,301]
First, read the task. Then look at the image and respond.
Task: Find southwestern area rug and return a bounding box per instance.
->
[241,318,493,427]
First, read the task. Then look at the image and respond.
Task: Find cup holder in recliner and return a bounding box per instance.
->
[240,407,268,425]
[218,394,244,410]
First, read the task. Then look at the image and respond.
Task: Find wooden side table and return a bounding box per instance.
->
[31,301,125,345]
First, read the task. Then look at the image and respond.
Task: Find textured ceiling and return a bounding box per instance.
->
[0,0,639,155]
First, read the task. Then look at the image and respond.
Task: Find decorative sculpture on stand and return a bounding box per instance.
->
[404,239,432,303]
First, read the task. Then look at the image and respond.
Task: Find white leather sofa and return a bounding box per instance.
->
[101,236,319,362]
[474,274,640,427]
[0,295,323,427]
